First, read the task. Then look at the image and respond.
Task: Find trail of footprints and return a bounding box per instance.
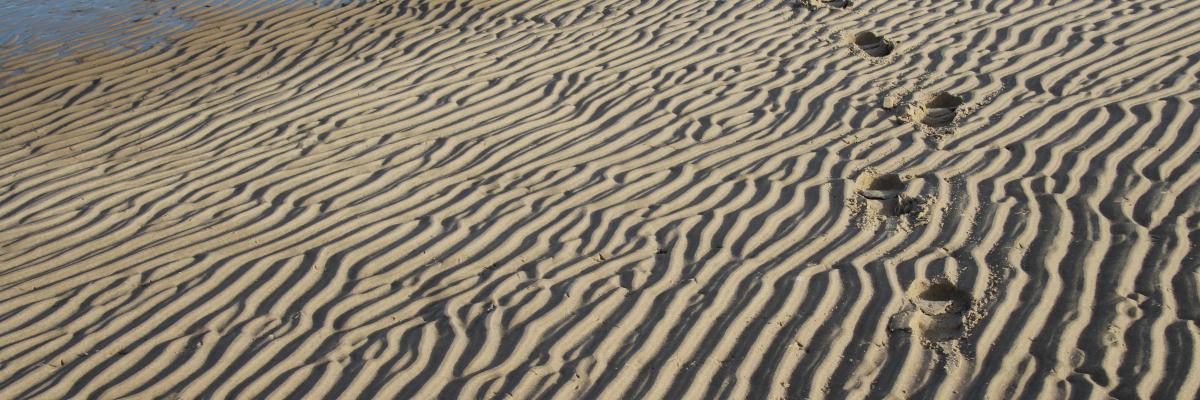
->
[787,0,975,345]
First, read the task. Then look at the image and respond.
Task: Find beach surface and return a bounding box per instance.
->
[1,0,1199,398]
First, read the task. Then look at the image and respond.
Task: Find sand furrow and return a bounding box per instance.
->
[1,0,1199,398]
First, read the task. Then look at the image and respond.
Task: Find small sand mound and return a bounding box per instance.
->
[851,32,893,57]
[913,93,963,128]
[906,278,971,342]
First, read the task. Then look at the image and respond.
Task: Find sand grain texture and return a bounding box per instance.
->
[1,0,1200,398]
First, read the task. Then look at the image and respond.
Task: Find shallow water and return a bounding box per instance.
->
[0,0,350,62]
[0,1,186,54]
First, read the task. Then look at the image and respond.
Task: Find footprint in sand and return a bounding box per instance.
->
[850,32,893,57]
[792,0,849,9]
[905,278,971,342]
[821,0,850,8]
[911,92,963,128]
[855,172,908,216]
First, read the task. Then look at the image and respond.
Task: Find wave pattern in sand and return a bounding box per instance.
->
[1,0,1199,398]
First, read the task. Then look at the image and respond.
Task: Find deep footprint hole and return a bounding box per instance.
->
[927,93,964,109]
[917,93,963,127]
[856,173,913,217]
[822,0,850,8]
[915,280,969,303]
[852,32,892,57]
[906,279,972,341]
[856,172,904,194]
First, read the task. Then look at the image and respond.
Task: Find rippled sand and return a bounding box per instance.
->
[1,0,1199,398]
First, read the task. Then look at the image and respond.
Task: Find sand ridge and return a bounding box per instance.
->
[1,0,1199,398]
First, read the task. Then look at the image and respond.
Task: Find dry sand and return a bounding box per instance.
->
[1,0,1199,398]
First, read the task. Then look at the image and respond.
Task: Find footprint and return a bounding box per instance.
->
[793,0,849,9]
[906,278,971,342]
[821,0,850,8]
[855,172,907,216]
[911,93,963,128]
[850,32,893,57]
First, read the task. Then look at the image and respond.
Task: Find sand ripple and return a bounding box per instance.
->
[1,0,1199,398]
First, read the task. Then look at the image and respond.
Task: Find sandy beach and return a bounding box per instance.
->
[1,0,1199,398]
